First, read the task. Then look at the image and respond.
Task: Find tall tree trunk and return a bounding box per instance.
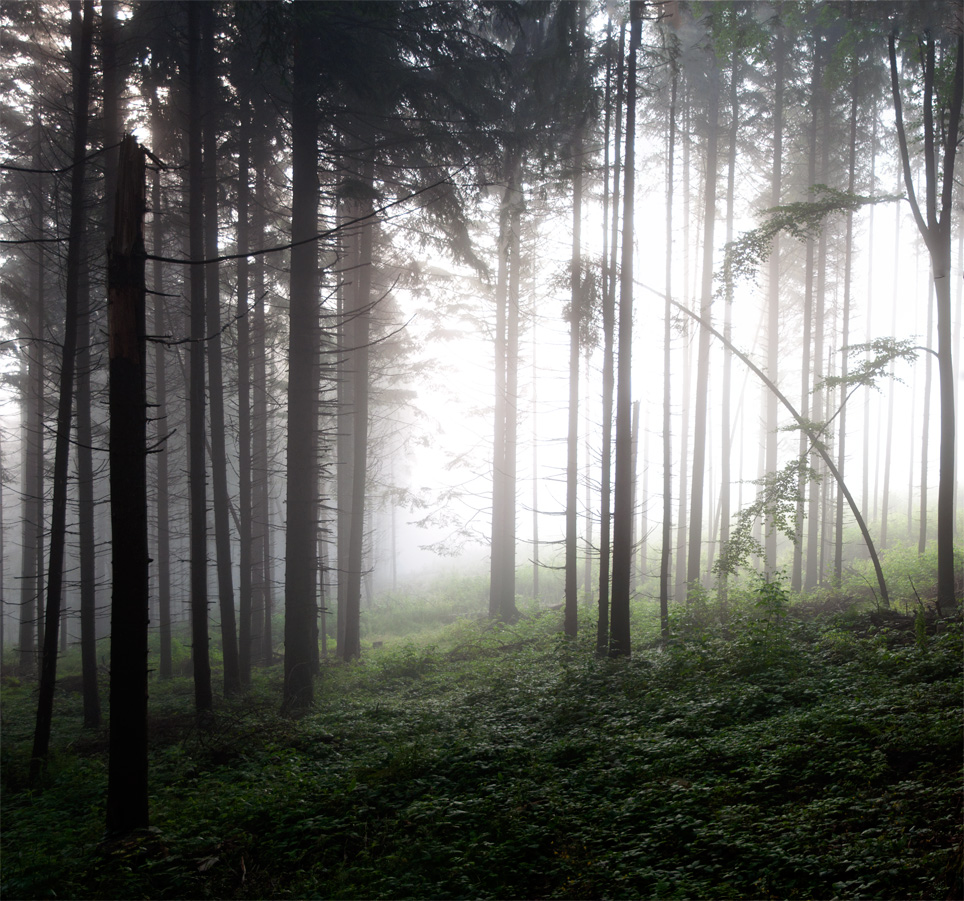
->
[955,218,962,542]
[237,96,253,685]
[880,196,900,550]
[820,344,835,580]
[76,241,99,726]
[344,159,376,662]
[565,104,583,639]
[78,0,120,720]
[660,64,677,641]
[319,530,328,659]
[149,96,172,682]
[675,343,692,594]
[0,443,5,673]
[597,22,624,654]
[686,52,719,593]
[531,307,540,602]
[890,31,961,612]
[719,51,739,608]
[187,1,212,713]
[629,400,640,591]
[501,183,521,624]
[805,79,830,590]
[584,384,593,604]
[31,0,94,782]
[489,160,512,620]
[792,47,821,593]
[105,135,150,835]
[19,111,44,675]
[674,87,691,602]
[908,289,918,542]
[609,1,641,658]
[284,26,321,706]
[862,104,877,516]
[919,276,935,554]
[201,3,241,697]
[251,97,269,666]
[639,410,648,582]
[764,31,784,570]
[336,193,355,650]
[834,70,859,584]
[489,157,521,624]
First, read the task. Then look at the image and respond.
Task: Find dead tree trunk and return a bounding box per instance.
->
[105,135,150,835]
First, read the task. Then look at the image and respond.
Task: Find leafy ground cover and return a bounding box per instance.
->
[2,595,961,900]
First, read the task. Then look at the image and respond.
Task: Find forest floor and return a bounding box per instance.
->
[1,593,962,900]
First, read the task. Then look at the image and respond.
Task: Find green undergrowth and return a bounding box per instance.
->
[2,599,961,900]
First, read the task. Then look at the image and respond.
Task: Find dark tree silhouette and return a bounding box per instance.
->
[187,1,213,713]
[889,26,962,614]
[31,0,94,783]
[284,19,322,709]
[105,135,150,836]
[610,0,642,658]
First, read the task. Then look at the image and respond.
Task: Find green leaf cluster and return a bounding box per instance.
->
[714,458,817,578]
[721,186,895,291]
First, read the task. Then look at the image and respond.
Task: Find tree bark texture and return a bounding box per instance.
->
[489,161,512,620]
[201,2,241,696]
[792,45,821,593]
[251,95,270,666]
[597,23,624,654]
[19,111,45,675]
[150,95,172,682]
[834,72,859,585]
[237,95,253,684]
[805,74,830,591]
[284,27,320,707]
[660,64,677,641]
[105,135,150,835]
[609,1,641,658]
[31,0,94,782]
[686,50,719,593]
[344,160,376,662]
[719,52,738,609]
[187,2,212,713]
[502,189,521,624]
[565,112,583,639]
[764,30,784,571]
[890,31,961,613]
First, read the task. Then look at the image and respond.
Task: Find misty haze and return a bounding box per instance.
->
[1,1,961,898]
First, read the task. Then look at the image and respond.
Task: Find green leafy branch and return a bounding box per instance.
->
[816,338,918,393]
[715,340,915,584]
[714,458,819,578]
[720,186,898,290]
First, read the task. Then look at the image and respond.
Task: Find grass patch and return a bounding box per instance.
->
[2,599,961,899]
